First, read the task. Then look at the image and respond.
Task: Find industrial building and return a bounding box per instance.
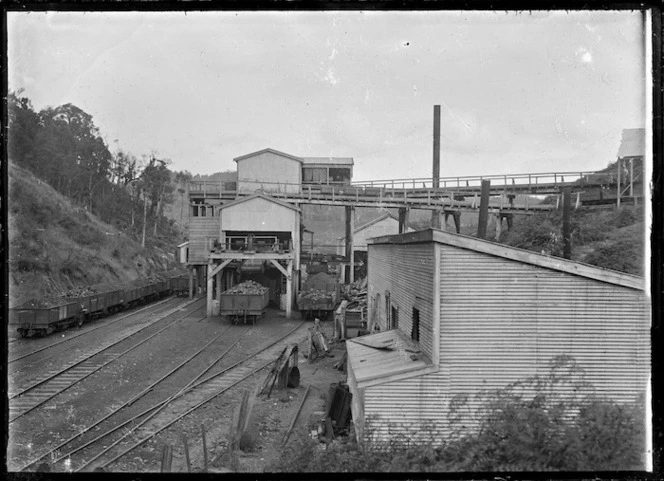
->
[346,228,650,445]
[335,212,414,257]
[186,148,354,318]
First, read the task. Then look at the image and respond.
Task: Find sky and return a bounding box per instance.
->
[7,10,648,181]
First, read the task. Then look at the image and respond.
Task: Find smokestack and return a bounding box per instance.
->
[432,105,441,228]
[433,105,441,188]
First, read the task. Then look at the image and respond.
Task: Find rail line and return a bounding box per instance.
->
[8,299,205,423]
[9,296,180,364]
[82,320,308,472]
[16,320,307,472]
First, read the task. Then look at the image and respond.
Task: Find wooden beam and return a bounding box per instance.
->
[208,258,233,279]
[269,259,289,278]
[562,186,571,260]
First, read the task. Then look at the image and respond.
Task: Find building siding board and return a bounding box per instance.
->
[364,369,451,444]
[188,217,219,263]
[220,196,298,233]
[439,243,650,427]
[368,243,435,361]
[236,151,301,193]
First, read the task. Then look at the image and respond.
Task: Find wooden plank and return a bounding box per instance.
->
[160,445,173,473]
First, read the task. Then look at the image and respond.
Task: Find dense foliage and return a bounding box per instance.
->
[498,205,645,276]
[7,90,190,247]
[271,356,646,473]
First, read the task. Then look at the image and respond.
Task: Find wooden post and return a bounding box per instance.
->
[630,158,634,199]
[617,157,621,208]
[398,207,409,234]
[182,436,191,473]
[453,212,461,233]
[575,192,581,209]
[562,186,571,260]
[201,424,208,473]
[495,213,502,240]
[160,445,173,473]
[347,206,355,284]
[216,269,222,310]
[189,267,194,299]
[206,263,214,317]
[286,260,293,319]
[477,180,491,239]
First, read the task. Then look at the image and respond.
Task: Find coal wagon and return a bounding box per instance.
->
[219,281,270,325]
[14,300,84,338]
[297,272,339,320]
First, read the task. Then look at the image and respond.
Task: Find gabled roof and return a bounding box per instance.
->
[368,229,645,291]
[346,329,435,388]
[616,128,645,159]
[337,212,414,241]
[233,148,303,163]
[301,157,354,166]
[217,193,300,212]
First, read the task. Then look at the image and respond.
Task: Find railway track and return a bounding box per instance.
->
[8,298,205,423]
[16,319,308,472]
[9,296,179,364]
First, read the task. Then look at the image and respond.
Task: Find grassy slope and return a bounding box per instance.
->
[8,163,181,307]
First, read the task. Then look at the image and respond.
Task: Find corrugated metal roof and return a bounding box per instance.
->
[616,128,645,159]
[368,229,644,290]
[217,193,300,212]
[233,148,303,163]
[301,157,354,166]
[347,329,434,387]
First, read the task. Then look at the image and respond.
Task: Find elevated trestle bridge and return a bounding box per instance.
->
[189,170,641,215]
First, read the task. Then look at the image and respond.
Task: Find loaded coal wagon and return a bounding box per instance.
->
[219,281,270,325]
[14,299,84,338]
[297,272,339,320]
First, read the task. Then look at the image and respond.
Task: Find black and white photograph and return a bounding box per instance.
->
[5,6,655,474]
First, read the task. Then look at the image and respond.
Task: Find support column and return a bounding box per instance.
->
[562,186,572,259]
[398,207,409,234]
[189,266,194,299]
[617,158,621,208]
[495,213,503,240]
[345,205,355,284]
[216,269,222,305]
[431,104,442,229]
[453,212,461,233]
[477,180,491,239]
[286,261,293,319]
[206,263,214,317]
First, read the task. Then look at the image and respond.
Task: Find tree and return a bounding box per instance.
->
[7,89,41,168]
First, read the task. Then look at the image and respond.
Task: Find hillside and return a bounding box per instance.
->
[498,204,646,276]
[8,163,182,307]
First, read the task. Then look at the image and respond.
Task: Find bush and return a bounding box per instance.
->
[272,356,647,473]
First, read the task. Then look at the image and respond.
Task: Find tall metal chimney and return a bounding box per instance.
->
[433,105,441,188]
[431,105,441,228]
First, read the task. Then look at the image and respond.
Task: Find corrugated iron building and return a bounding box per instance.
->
[347,229,650,445]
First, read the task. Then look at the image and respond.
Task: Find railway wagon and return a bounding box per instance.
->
[297,290,338,320]
[66,289,125,319]
[169,275,195,296]
[16,301,84,338]
[219,285,270,325]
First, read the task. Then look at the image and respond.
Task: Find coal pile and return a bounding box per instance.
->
[62,286,99,298]
[21,297,67,309]
[300,288,335,301]
[224,280,268,295]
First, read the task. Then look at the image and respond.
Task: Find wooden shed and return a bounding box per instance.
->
[347,228,650,446]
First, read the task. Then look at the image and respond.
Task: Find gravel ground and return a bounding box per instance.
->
[8,299,347,473]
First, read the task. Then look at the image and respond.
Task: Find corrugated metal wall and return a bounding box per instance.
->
[368,243,435,361]
[363,369,451,445]
[439,243,650,431]
[188,217,219,264]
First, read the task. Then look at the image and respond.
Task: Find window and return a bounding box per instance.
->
[412,307,420,342]
[391,305,399,330]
